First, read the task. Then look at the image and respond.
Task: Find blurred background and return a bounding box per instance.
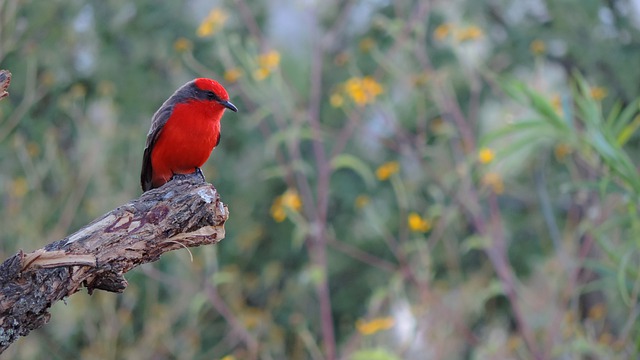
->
[2,0,640,359]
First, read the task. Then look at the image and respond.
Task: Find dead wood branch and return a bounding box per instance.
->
[0,172,228,353]
[0,70,10,100]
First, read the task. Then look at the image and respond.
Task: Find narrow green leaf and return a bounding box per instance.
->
[265,126,315,157]
[330,153,376,189]
[605,101,623,127]
[616,115,640,146]
[617,251,632,306]
[259,160,313,181]
[494,133,555,160]
[612,99,640,136]
[351,348,401,360]
[480,119,552,145]
[498,78,528,104]
[462,235,491,252]
[579,99,604,130]
[522,86,567,131]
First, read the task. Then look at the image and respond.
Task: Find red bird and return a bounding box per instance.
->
[141,78,237,192]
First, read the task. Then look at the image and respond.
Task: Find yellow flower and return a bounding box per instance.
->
[554,143,571,161]
[220,356,236,360]
[356,317,395,336]
[253,50,281,81]
[270,189,302,222]
[343,76,383,106]
[551,94,563,115]
[434,23,452,41]
[354,195,370,209]
[11,177,28,198]
[588,303,606,320]
[362,77,383,96]
[482,172,504,194]
[359,37,375,52]
[408,212,431,232]
[253,67,270,81]
[224,68,243,83]
[26,142,40,157]
[477,147,495,164]
[97,81,115,97]
[70,83,87,98]
[40,71,55,88]
[507,335,522,352]
[242,307,265,329]
[430,117,445,134]
[590,86,607,101]
[258,50,281,70]
[412,71,429,87]
[330,93,344,108]
[173,37,192,53]
[598,333,613,345]
[281,189,302,211]
[456,25,483,42]
[530,40,546,55]
[196,8,228,37]
[270,201,286,222]
[376,161,399,181]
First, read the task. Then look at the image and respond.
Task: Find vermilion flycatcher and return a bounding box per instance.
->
[140,78,237,192]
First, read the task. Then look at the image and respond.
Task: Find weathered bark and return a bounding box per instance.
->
[0,173,228,353]
[0,69,10,100]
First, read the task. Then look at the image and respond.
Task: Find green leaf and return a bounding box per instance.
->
[617,251,632,306]
[351,348,402,360]
[480,119,553,145]
[498,77,528,104]
[265,125,315,157]
[587,128,618,161]
[611,99,640,137]
[521,86,567,131]
[616,115,640,146]
[477,280,505,305]
[605,101,623,127]
[307,265,326,286]
[330,154,376,189]
[462,235,491,252]
[290,219,309,250]
[211,270,237,286]
[245,106,273,130]
[494,132,555,160]
[259,160,314,181]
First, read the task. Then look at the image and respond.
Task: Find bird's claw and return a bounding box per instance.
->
[195,167,206,182]
[170,168,206,184]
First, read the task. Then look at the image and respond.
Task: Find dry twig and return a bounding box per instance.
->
[0,70,11,100]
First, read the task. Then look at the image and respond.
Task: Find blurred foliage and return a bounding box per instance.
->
[2,0,640,359]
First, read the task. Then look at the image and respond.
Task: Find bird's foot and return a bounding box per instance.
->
[170,168,206,184]
[195,167,206,182]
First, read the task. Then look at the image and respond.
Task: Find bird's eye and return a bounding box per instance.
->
[207,91,217,100]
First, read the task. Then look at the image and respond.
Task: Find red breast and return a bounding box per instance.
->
[140,78,237,191]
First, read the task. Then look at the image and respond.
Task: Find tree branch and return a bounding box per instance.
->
[0,172,229,353]
[0,69,10,100]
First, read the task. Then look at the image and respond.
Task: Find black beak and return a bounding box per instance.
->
[219,100,238,112]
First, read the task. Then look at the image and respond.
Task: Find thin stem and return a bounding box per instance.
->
[204,282,260,359]
[306,9,336,358]
[327,237,397,273]
[486,193,541,359]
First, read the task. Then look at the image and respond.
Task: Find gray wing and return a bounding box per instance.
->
[140,104,174,192]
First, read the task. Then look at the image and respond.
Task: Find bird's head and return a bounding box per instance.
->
[189,77,238,112]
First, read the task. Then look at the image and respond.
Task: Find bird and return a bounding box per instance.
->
[140,78,237,192]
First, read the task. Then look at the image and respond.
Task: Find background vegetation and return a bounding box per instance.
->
[2,0,640,358]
